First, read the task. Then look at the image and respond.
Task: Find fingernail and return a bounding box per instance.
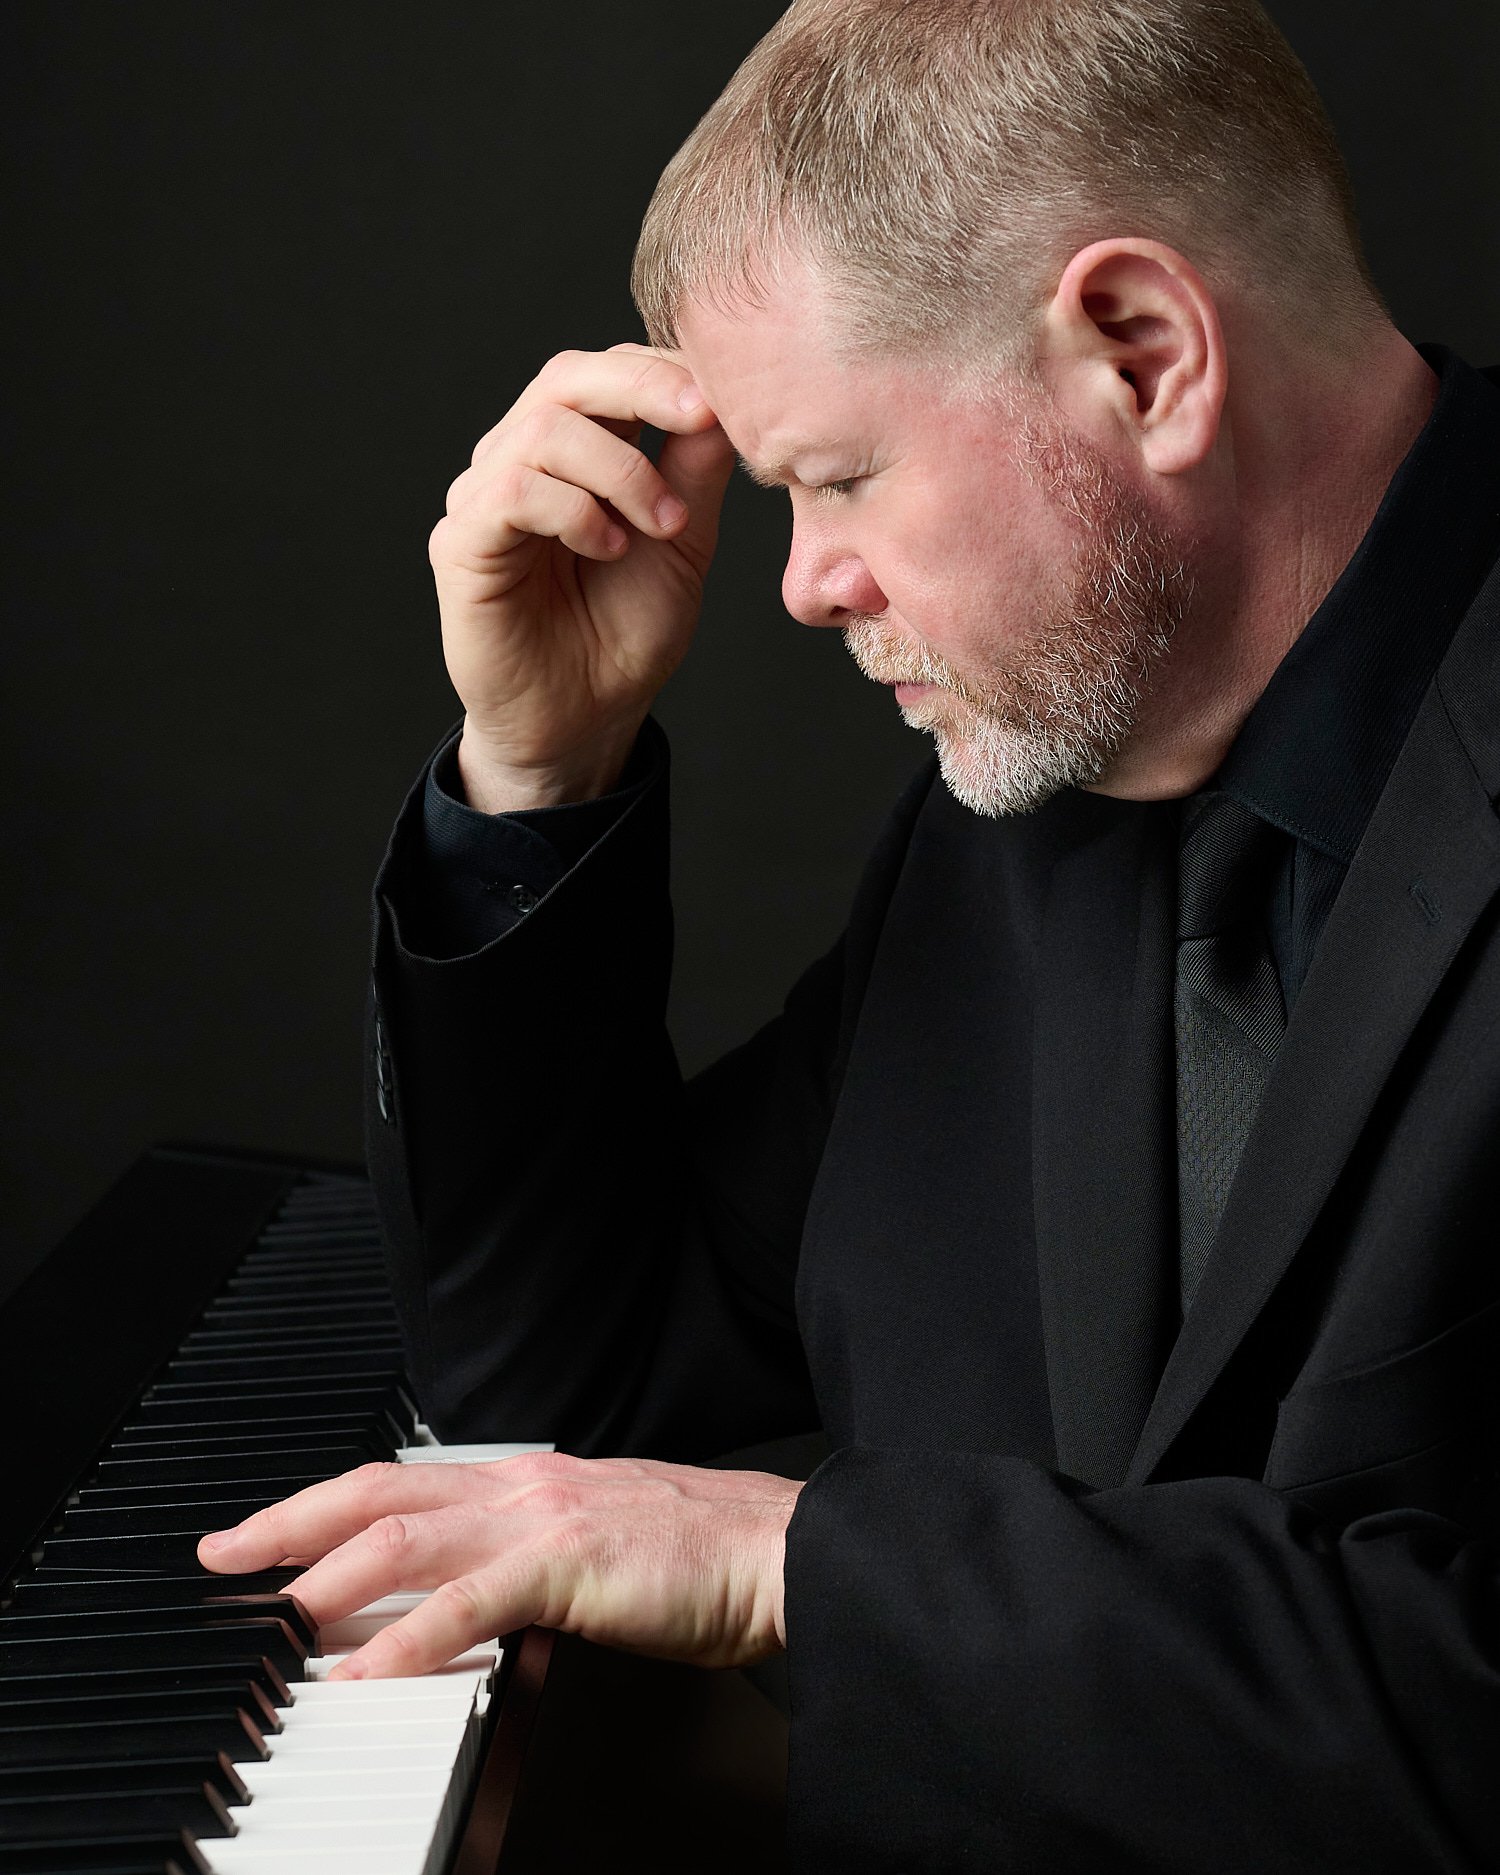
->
[334,1657,367,1681]
[604,525,628,553]
[678,384,704,411]
[199,1531,228,1552]
[655,493,687,530]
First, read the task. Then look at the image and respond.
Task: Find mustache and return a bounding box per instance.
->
[843,615,977,702]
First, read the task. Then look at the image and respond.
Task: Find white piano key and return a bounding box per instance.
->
[394,1440,553,1463]
[268,1714,473,1748]
[203,1852,422,1874]
[229,1797,446,1832]
[269,1691,474,1734]
[237,1749,458,1789]
[198,1432,547,1875]
[286,1680,487,1710]
[301,1643,498,1678]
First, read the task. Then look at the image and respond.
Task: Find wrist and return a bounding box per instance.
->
[455,717,644,812]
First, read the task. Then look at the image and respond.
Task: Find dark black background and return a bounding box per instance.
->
[4,2,1497,1299]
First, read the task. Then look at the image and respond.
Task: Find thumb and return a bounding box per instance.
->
[657,422,736,574]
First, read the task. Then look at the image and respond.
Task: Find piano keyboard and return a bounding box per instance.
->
[0,1152,555,1875]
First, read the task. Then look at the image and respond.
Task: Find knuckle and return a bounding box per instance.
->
[502,1450,567,1481]
[251,1500,288,1545]
[512,404,558,453]
[630,356,666,399]
[367,1513,417,1564]
[519,1478,580,1521]
[487,460,532,513]
[430,1573,487,1630]
[377,1618,427,1672]
[612,445,655,492]
[350,1461,400,1492]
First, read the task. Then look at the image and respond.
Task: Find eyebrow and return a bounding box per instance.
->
[735,440,839,489]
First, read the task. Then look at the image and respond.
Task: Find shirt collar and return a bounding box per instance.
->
[1215,343,1500,863]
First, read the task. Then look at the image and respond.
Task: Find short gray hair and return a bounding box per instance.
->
[631,0,1385,369]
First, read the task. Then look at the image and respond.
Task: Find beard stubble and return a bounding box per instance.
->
[843,399,1196,816]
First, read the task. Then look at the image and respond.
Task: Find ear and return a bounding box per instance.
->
[1039,239,1227,477]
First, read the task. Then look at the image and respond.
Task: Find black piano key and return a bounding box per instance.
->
[58,1498,303,1540]
[182,1313,400,1336]
[0,1596,317,1650]
[0,1620,307,1681]
[0,1754,250,1806]
[0,1661,290,1707]
[7,1572,298,1611]
[255,1219,380,1239]
[198,1294,395,1315]
[219,1279,388,1301]
[57,1497,315,1540]
[147,1372,412,1402]
[76,1466,381,1509]
[106,1425,397,1455]
[93,1445,371,1484]
[0,1785,234,1842]
[106,1414,404,1455]
[127,1382,414,1424]
[40,1532,241,1572]
[164,1350,403,1381]
[0,1847,210,1875]
[213,1273,386,1289]
[0,1708,271,1767]
[229,1275,384,1289]
[0,1679,282,1733]
[182,1316,400,1339]
[200,1300,395,1327]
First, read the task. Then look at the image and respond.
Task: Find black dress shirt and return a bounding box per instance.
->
[416,343,1500,1011]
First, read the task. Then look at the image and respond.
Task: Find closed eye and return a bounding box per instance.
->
[813,476,861,501]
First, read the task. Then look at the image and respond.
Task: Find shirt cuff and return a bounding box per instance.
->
[416,722,664,954]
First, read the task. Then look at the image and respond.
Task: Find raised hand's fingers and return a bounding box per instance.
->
[451,404,691,545]
[328,1557,549,1681]
[656,423,736,571]
[434,464,629,569]
[471,346,715,467]
[195,1460,493,1575]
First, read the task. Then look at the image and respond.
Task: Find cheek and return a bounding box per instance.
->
[884,484,1055,642]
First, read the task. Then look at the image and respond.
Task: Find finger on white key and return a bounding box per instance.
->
[288,1673,485,1702]
[305,1643,498,1679]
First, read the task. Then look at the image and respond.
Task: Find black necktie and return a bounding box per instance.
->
[1174,792,1288,1315]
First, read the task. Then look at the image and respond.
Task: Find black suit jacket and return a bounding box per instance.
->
[366,459,1500,1872]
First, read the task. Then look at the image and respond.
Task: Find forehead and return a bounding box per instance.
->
[674,268,958,482]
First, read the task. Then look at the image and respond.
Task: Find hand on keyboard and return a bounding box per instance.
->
[196,1452,801,1675]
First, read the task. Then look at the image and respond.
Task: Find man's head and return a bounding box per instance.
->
[633,0,1382,380]
[634,0,1404,812]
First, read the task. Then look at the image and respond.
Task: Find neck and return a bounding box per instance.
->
[1093,325,1441,802]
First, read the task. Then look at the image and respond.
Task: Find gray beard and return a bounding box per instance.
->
[844,408,1195,817]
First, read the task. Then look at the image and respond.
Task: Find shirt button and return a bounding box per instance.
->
[509,883,540,915]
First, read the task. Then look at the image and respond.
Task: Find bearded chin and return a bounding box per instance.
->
[843,423,1194,818]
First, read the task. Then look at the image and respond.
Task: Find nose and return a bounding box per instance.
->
[781,525,888,629]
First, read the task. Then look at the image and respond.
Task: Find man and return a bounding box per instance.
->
[200,0,1500,1866]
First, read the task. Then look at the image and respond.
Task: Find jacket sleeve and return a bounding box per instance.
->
[363,717,931,1459]
[784,1448,1500,1873]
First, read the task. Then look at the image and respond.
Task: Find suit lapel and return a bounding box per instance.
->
[1032,796,1179,1487]
[1129,680,1500,1484]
